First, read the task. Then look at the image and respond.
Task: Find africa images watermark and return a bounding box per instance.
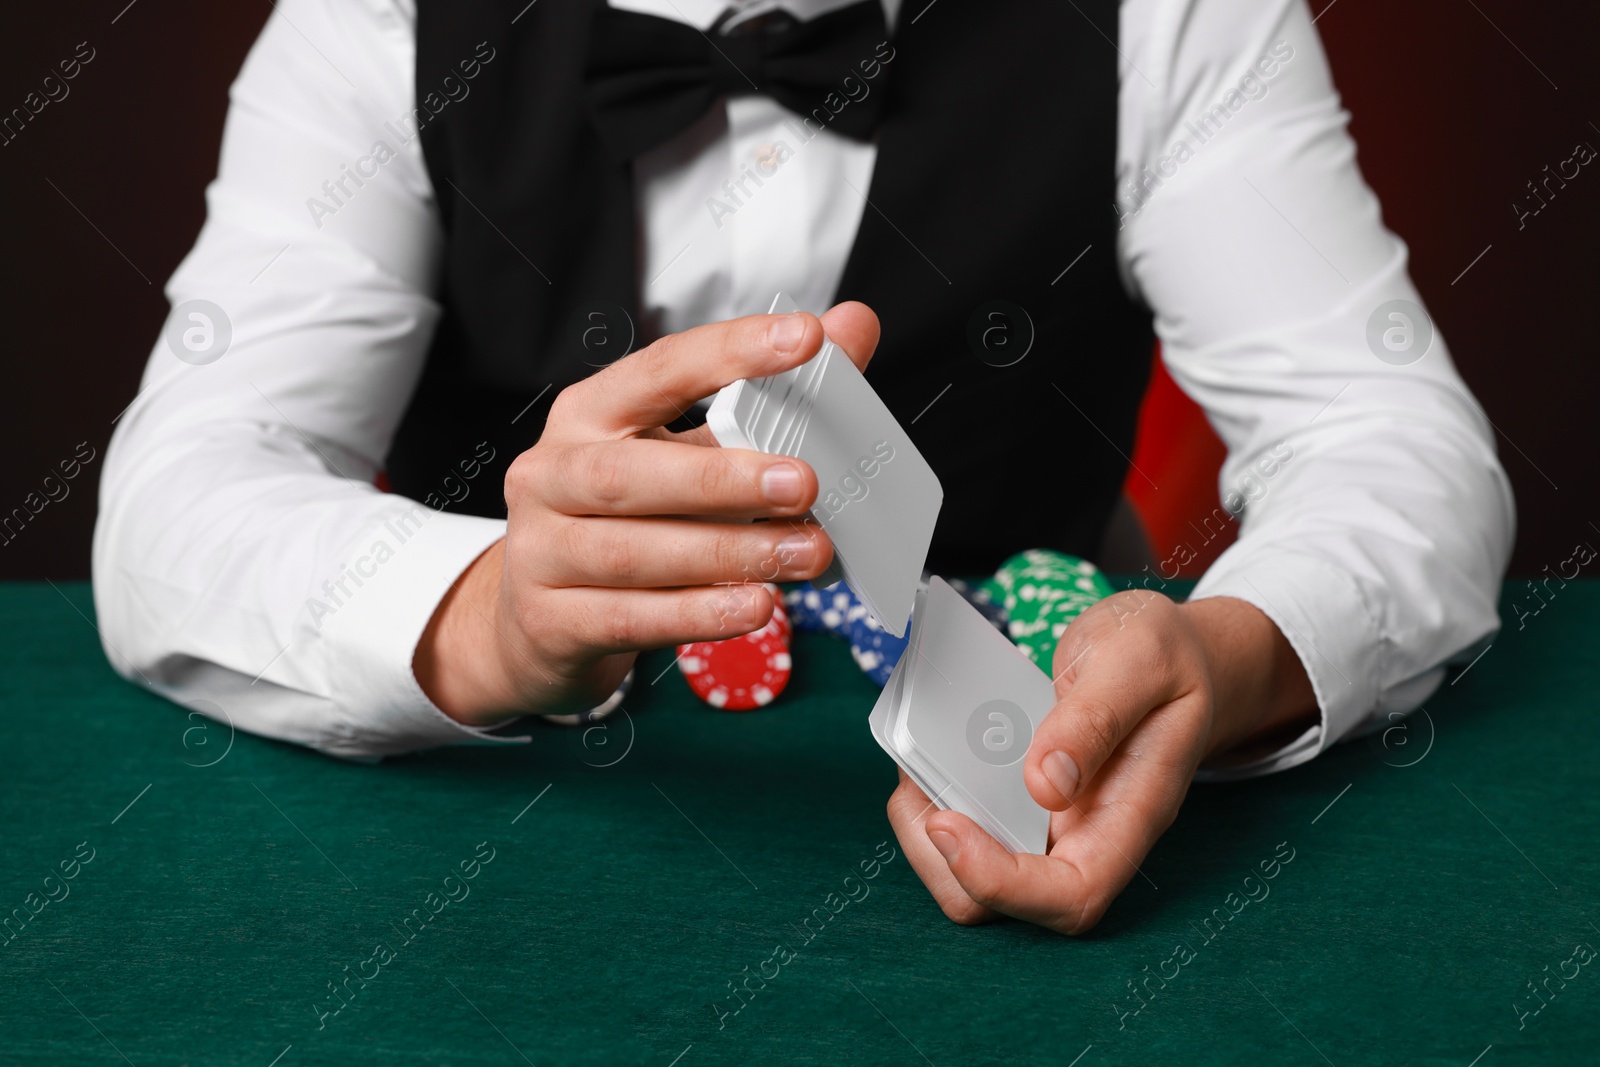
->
[305,41,497,230]
[1512,938,1594,1031]
[1511,131,1595,231]
[2,841,97,948]
[1119,440,1296,600]
[1110,840,1297,1030]
[1,40,96,148]
[1115,39,1296,228]
[708,839,898,1030]
[311,841,497,1031]
[1507,536,1596,631]
[0,441,97,549]
[303,501,433,631]
[303,441,496,630]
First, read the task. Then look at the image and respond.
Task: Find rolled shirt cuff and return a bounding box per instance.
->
[314,503,527,759]
[1187,545,1384,780]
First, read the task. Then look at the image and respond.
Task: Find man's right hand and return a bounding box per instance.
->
[414,303,881,725]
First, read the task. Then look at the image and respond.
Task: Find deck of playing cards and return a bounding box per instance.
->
[869,578,1056,854]
[708,295,1054,855]
[707,294,942,636]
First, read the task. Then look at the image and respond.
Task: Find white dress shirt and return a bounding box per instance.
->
[92,0,1515,773]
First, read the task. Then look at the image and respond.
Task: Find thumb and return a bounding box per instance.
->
[819,300,880,373]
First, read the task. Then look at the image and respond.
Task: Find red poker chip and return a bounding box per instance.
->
[678,597,792,711]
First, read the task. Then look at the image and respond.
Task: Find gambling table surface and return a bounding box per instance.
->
[3,580,1597,1066]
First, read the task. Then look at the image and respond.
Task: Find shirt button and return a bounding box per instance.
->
[755,143,778,168]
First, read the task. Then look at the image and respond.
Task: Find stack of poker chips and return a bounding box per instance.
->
[782,575,1006,687]
[675,553,1113,709]
[978,549,1117,670]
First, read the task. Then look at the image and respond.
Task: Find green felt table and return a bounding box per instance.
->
[2,580,1597,1066]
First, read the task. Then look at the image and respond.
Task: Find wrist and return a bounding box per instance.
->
[414,539,525,726]
[1180,596,1317,759]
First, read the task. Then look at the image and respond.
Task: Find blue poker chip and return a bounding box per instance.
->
[847,610,909,688]
[784,577,1004,688]
[782,584,829,633]
[782,581,859,636]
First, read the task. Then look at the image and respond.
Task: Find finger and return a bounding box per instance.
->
[550,313,824,442]
[540,584,779,657]
[923,809,1094,934]
[536,439,820,518]
[667,302,879,449]
[1025,634,1193,811]
[818,300,880,372]
[886,770,996,926]
[533,515,832,589]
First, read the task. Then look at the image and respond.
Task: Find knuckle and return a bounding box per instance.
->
[1060,897,1104,936]
[504,451,534,499]
[636,333,677,393]
[580,596,641,650]
[548,519,589,578]
[886,780,922,824]
[695,454,734,505]
[959,865,1009,908]
[646,329,680,368]
[718,530,761,582]
[1072,697,1124,762]
[1116,619,1173,674]
[548,384,584,427]
[585,446,630,506]
[941,896,990,927]
[591,526,640,584]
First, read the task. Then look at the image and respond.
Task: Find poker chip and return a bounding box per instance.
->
[847,609,910,687]
[979,549,1115,669]
[778,576,1004,688]
[783,584,830,634]
[677,592,793,711]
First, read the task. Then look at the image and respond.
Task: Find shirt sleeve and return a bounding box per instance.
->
[91,0,524,760]
[1115,0,1516,777]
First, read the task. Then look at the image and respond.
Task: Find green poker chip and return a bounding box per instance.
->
[979,549,1116,669]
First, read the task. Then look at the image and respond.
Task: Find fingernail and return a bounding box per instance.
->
[775,531,816,568]
[768,313,808,353]
[927,829,960,864]
[1042,750,1081,802]
[761,463,804,505]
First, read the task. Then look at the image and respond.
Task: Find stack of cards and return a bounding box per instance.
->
[869,578,1057,854]
[707,295,942,637]
[710,294,1054,855]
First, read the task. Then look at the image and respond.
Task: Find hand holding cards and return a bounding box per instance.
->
[707,294,941,636]
[708,295,1054,855]
[869,578,1055,854]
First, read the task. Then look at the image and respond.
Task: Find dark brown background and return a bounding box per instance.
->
[2,0,1595,580]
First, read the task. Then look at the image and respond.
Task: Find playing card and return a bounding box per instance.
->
[706,293,942,635]
[869,645,932,795]
[881,578,1055,855]
[870,587,946,805]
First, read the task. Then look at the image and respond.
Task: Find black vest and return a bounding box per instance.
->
[390,0,1154,573]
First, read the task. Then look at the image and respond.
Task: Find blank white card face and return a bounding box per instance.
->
[872,578,1055,854]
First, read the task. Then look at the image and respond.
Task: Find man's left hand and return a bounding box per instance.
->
[885,591,1316,934]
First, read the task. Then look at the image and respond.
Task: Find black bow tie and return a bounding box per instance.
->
[584,2,890,160]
